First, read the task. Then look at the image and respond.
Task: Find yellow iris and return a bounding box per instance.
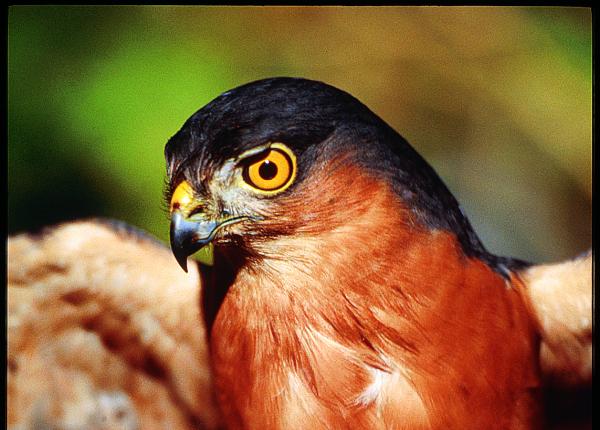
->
[243,144,296,194]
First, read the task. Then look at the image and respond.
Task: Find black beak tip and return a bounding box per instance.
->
[169,211,222,273]
[173,249,189,273]
[170,212,191,272]
[169,232,189,272]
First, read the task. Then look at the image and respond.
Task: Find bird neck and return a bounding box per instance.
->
[212,167,516,350]
[208,169,540,429]
[234,168,463,307]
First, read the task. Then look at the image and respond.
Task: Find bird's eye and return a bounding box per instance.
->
[242,144,296,194]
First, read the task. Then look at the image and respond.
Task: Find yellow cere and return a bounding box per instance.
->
[170,180,195,214]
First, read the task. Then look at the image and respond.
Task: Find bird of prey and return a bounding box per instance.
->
[7,78,591,430]
[165,78,592,429]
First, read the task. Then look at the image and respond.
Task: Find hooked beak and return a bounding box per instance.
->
[170,211,219,272]
[169,180,252,272]
[170,211,252,272]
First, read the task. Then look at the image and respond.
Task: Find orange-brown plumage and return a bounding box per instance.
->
[208,162,541,429]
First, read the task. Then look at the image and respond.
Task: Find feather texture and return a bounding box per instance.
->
[7,220,220,430]
[209,166,542,429]
[521,251,592,388]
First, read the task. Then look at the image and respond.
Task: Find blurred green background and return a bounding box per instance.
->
[8,6,591,264]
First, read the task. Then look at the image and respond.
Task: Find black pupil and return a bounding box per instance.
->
[259,160,278,180]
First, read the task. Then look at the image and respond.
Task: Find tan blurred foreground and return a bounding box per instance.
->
[7,221,220,429]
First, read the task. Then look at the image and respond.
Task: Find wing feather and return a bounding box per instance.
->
[7,219,220,430]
